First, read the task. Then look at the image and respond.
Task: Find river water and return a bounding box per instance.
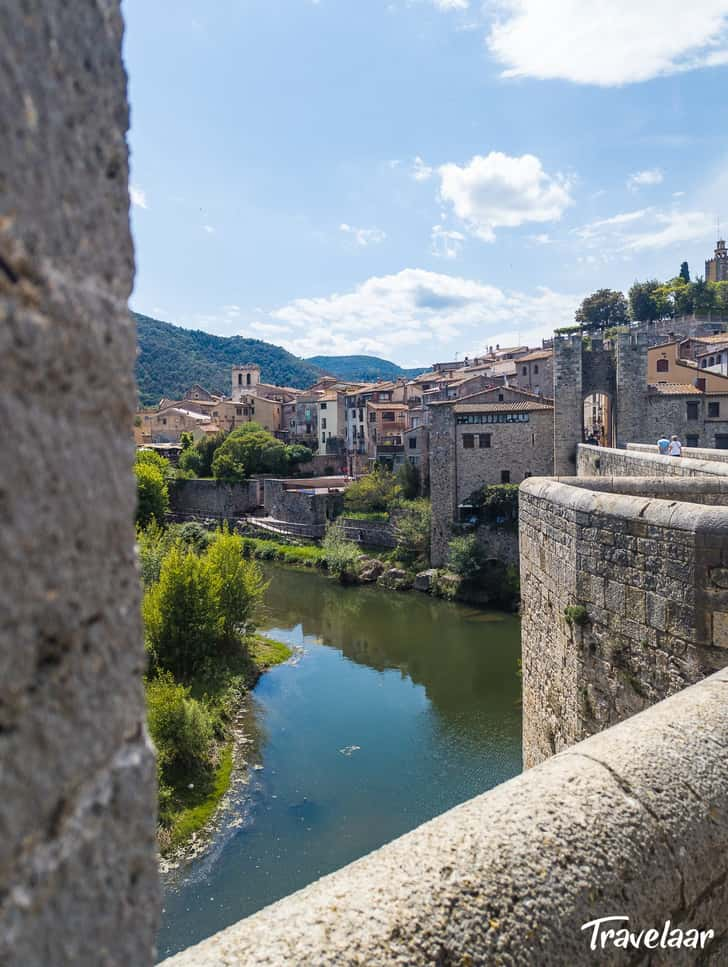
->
[157,565,522,960]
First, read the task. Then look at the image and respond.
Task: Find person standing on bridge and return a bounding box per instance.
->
[657,434,670,455]
[668,435,683,457]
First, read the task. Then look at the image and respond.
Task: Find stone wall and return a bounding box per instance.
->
[578,443,728,478]
[0,3,159,963]
[520,474,728,768]
[628,442,728,462]
[263,479,343,536]
[161,667,728,966]
[169,478,260,521]
[340,517,396,547]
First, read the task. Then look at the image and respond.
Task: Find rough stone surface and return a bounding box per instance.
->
[579,443,728,479]
[377,567,412,591]
[169,478,260,521]
[161,669,728,966]
[0,3,159,963]
[413,568,438,591]
[357,558,385,583]
[520,457,728,768]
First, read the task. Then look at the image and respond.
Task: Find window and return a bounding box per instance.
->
[498,392,504,402]
[478,433,491,448]
[522,366,527,375]
[716,434,728,449]
[322,418,327,429]
[320,402,327,410]
[238,373,242,385]
[687,401,699,420]
[322,433,326,443]
[462,434,475,449]
[369,412,376,422]
[236,406,242,415]
[701,359,708,368]
[534,364,539,375]
[656,359,669,373]
[246,373,251,386]
[500,470,510,483]
[686,435,699,447]
[696,378,706,392]
[409,436,417,449]
[359,408,364,421]
[709,402,720,418]
[710,356,716,366]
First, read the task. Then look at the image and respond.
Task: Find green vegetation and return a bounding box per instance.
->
[140,521,292,853]
[211,423,311,483]
[628,274,728,321]
[134,312,325,406]
[321,520,362,583]
[393,499,431,570]
[575,289,629,329]
[465,484,519,530]
[178,430,228,477]
[447,534,484,580]
[344,466,400,513]
[305,354,426,382]
[564,604,589,627]
[397,459,420,500]
[134,451,170,527]
[341,510,390,521]
[241,536,326,567]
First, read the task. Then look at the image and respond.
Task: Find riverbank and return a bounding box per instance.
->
[157,635,291,866]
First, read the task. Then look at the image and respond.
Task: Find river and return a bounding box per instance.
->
[157,565,522,960]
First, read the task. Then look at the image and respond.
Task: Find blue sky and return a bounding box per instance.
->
[122,0,728,366]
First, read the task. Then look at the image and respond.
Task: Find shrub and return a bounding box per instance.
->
[137,520,176,589]
[565,604,589,627]
[178,521,213,553]
[143,544,219,680]
[178,430,227,478]
[321,520,361,583]
[447,534,484,579]
[286,444,313,469]
[394,499,431,569]
[397,460,420,500]
[146,673,214,774]
[212,423,292,482]
[135,460,169,527]
[344,467,399,514]
[206,528,266,643]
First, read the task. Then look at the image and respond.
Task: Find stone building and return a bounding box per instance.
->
[512,347,553,396]
[429,387,554,565]
[706,238,728,283]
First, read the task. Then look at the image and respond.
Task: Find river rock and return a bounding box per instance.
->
[358,558,385,583]
[413,569,438,593]
[377,567,412,591]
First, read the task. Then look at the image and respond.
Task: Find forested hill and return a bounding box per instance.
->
[305,354,427,382]
[134,313,326,406]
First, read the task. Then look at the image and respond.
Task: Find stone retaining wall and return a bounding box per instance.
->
[520,475,728,768]
[578,443,728,478]
[340,517,396,547]
[169,478,260,520]
[161,668,728,966]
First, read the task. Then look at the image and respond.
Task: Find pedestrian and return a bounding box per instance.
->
[668,435,682,457]
[657,433,670,455]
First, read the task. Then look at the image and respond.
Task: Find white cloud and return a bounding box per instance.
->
[529,233,553,245]
[339,223,387,246]
[266,268,577,360]
[487,1,728,86]
[627,168,664,190]
[576,207,714,251]
[130,185,148,209]
[203,224,215,234]
[433,0,469,9]
[411,156,434,182]
[431,224,465,258]
[437,151,573,241]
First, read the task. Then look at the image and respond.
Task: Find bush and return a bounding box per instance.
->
[206,528,266,643]
[135,460,169,527]
[137,520,176,589]
[321,520,361,583]
[447,534,484,579]
[397,460,420,500]
[344,467,399,514]
[467,484,519,530]
[286,444,313,469]
[178,430,227,478]
[146,673,214,774]
[394,499,431,568]
[143,544,219,680]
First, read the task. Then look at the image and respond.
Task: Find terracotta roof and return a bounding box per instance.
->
[695,343,728,357]
[367,401,408,410]
[517,349,553,362]
[452,401,554,413]
[690,333,728,344]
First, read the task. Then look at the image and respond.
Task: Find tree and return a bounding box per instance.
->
[344,467,400,513]
[178,430,227,478]
[259,441,289,475]
[135,460,169,527]
[575,289,629,329]
[143,544,218,680]
[692,276,717,316]
[628,279,664,322]
[146,672,214,774]
[680,261,690,283]
[179,431,194,451]
[286,444,313,469]
[447,534,484,579]
[393,499,431,569]
[211,423,286,482]
[205,528,266,643]
[397,460,420,500]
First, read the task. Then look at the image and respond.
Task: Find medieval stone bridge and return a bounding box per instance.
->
[3,3,728,965]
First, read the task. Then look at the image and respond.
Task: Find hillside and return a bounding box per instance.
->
[306,354,427,383]
[134,313,326,406]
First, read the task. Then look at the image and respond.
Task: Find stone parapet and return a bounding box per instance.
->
[578,443,728,478]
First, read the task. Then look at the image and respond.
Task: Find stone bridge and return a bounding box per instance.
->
[3,3,728,965]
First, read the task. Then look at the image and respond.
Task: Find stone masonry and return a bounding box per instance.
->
[0,3,159,964]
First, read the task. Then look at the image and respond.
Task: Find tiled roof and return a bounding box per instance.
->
[649,383,703,395]
[691,333,728,344]
[452,401,554,413]
[367,401,408,410]
[517,349,553,362]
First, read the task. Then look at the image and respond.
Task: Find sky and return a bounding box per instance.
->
[122,0,728,366]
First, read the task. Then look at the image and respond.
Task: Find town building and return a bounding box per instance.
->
[512,348,553,396]
[429,386,555,565]
[706,238,728,283]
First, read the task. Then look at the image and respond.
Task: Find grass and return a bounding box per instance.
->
[242,536,326,568]
[159,634,292,855]
[341,510,390,521]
